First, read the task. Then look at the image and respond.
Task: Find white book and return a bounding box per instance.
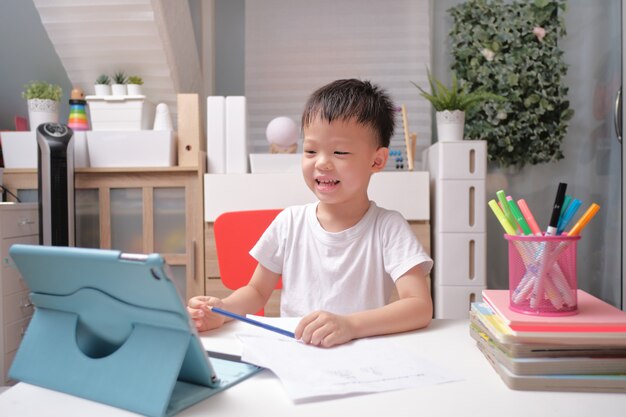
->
[206,96,226,174]
[225,96,248,173]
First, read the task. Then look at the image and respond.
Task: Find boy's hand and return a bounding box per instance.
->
[187,296,226,332]
[295,311,356,348]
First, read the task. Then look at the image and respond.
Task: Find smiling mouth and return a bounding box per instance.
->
[315,179,340,185]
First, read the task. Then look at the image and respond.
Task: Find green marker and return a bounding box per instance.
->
[560,194,572,218]
[496,190,517,232]
[507,197,532,235]
[488,200,517,235]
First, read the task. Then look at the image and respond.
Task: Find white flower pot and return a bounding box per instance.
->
[111,84,127,96]
[27,98,59,131]
[94,84,111,96]
[436,110,465,142]
[127,84,143,96]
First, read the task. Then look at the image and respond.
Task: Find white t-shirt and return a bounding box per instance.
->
[250,201,433,317]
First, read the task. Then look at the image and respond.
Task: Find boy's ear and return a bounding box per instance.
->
[371,147,389,172]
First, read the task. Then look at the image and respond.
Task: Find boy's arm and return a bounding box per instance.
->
[296,265,432,347]
[188,263,280,331]
[220,263,281,315]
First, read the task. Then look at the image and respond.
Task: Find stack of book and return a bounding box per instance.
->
[470,289,626,392]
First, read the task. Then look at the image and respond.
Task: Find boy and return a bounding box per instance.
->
[188,79,433,347]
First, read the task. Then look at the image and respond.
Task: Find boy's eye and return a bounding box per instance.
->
[304,150,316,155]
[334,151,350,155]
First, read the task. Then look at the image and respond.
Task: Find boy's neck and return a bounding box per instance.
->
[316,198,371,232]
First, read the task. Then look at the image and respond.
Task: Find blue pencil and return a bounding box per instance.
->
[210,307,296,339]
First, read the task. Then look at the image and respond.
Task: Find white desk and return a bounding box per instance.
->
[1,320,625,417]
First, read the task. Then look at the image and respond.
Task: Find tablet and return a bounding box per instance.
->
[9,244,259,417]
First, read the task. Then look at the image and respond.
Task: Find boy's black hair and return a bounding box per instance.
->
[301,79,395,148]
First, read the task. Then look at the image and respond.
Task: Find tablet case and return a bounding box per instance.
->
[8,244,260,417]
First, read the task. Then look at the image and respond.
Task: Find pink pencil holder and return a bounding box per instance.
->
[505,234,580,316]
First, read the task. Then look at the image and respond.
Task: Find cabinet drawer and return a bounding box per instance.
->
[5,316,31,353]
[434,284,484,319]
[2,263,30,296]
[0,209,38,238]
[3,289,33,325]
[434,180,486,233]
[2,236,38,295]
[425,141,487,180]
[434,233,486,286]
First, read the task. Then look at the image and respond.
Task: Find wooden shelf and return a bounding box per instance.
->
[1,158,206,300]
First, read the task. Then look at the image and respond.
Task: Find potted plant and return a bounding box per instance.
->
[22,80,63,131]
[412,69,503,141]
[94,74,111,96]
[111,71,127,96]
[127,75,143,95]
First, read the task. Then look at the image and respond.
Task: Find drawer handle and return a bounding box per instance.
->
[4,257,16,268]
[18,219,36,226]
[21,298,34,309]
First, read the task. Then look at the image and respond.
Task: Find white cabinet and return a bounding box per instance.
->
[0,203,38,385]
[204,171,430,222]
[424,141,487,318]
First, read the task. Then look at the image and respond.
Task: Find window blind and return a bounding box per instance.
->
[245,0,431,169]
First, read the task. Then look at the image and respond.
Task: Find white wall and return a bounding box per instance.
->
[0,0,71,130]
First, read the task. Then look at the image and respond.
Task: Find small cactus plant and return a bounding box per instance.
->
[95,74,111,85]
[127,75,143,85]
[112,71,127,85]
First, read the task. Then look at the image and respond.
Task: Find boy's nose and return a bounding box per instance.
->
[315,154,333,170]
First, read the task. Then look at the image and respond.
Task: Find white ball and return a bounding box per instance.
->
[266,117,299,147]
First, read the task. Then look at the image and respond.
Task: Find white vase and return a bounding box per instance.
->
[153,103,173,130]
[111,84,127,96]
[127,84,143,96]
[27,99,59,131]
[436,110,465,142]
[94,84,111,96]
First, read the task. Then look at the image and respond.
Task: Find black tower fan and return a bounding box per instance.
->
[36,123,75,246]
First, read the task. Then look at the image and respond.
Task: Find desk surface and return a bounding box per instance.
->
[1,319,625,417]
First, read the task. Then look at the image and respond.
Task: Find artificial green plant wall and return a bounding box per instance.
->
[449,0,574,167]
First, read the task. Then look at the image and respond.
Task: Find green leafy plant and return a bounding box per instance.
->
[127,75,143,85]
[21,81,63,102]
[112,71,127,84]
[449,0,574,167]
[95,74,111,85]
[412,69,504,112]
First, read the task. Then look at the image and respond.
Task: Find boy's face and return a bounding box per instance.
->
[302,117,388,207]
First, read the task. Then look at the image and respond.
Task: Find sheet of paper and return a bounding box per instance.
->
[238,317,463,401]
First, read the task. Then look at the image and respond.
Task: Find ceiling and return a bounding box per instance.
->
[32,0,203,127]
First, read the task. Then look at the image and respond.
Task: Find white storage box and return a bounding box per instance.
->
[87,131,176,168]
[0,131,89,169]
[0,132,36,168]
[85,95,155,131]
[249,153,301,173]
[434,233,486,286]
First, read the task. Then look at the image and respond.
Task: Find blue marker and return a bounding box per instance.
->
[209,307,295,338]
[557,198,582,235]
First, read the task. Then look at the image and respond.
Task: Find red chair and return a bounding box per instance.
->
[213,209,283,315]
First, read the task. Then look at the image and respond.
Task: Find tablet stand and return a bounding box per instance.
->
[8,244,261,417]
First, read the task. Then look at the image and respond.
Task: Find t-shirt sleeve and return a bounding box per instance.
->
[382,211,433,281]
[249,209,289,274]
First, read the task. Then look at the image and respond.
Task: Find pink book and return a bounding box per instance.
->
[483,289,626,333]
